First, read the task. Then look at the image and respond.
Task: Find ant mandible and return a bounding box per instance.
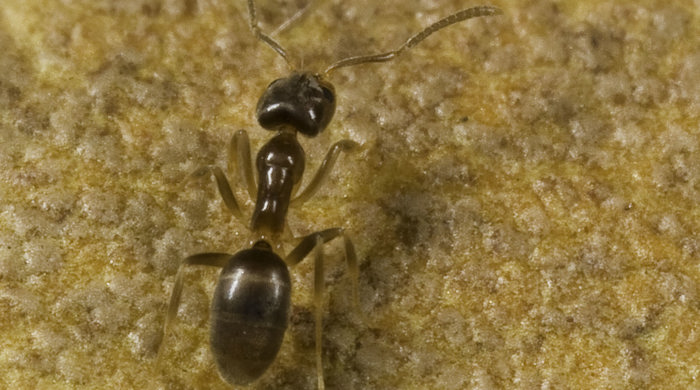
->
[156,1,502,389]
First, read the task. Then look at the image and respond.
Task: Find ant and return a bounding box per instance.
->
[156,1,502,389]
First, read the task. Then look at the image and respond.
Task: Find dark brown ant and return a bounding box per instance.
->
[156,1,502,389]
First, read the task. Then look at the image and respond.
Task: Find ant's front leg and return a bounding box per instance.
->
[291,140,358,205]
[229,129,257,200]
[190,165,243,220]
[188,130,259,221]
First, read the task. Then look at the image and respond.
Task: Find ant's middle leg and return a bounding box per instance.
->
[291,140,358,205]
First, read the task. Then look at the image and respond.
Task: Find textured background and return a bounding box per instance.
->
[1,0,699,389]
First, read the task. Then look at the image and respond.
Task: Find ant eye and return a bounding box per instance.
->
[256,72,336,137]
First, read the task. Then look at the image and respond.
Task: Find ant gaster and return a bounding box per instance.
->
[156,1,502,389]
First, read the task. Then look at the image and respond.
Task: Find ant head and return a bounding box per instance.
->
[256,72,336,137]
[248,0,501,135]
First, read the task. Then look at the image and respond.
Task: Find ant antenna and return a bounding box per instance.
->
[271,1,315,37]
[247,0,295,70]
[323,6,502,76]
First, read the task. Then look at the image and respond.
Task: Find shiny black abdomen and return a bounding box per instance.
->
[210,248,291,385]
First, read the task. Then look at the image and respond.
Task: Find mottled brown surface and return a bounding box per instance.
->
[1,0,699,389]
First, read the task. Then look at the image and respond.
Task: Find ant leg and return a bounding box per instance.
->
[190,165,243,219]
[285,228,340,265]
[285,228,362,390]
[286,228,360,313]
[156,253,232,363]
[291,140,358,205]
[229,130,256,200]
[342,234,362,317]
[312,235,325,390]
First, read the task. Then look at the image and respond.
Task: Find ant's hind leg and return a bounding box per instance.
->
[285,228,362,390]
[341,234,362,318]
[229,130,256,200]
[286,228,361,314]
[156,253,232,363]
[312,235,326,390]
[292,140,358,205]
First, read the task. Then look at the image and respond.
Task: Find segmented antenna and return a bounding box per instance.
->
[247,0,294,69]
[323,6,502,76]
[271,1,314,36]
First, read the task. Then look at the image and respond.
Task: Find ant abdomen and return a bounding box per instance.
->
[210,243,291,385]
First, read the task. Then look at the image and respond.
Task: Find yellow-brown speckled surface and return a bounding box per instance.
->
[1,0,699,389]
